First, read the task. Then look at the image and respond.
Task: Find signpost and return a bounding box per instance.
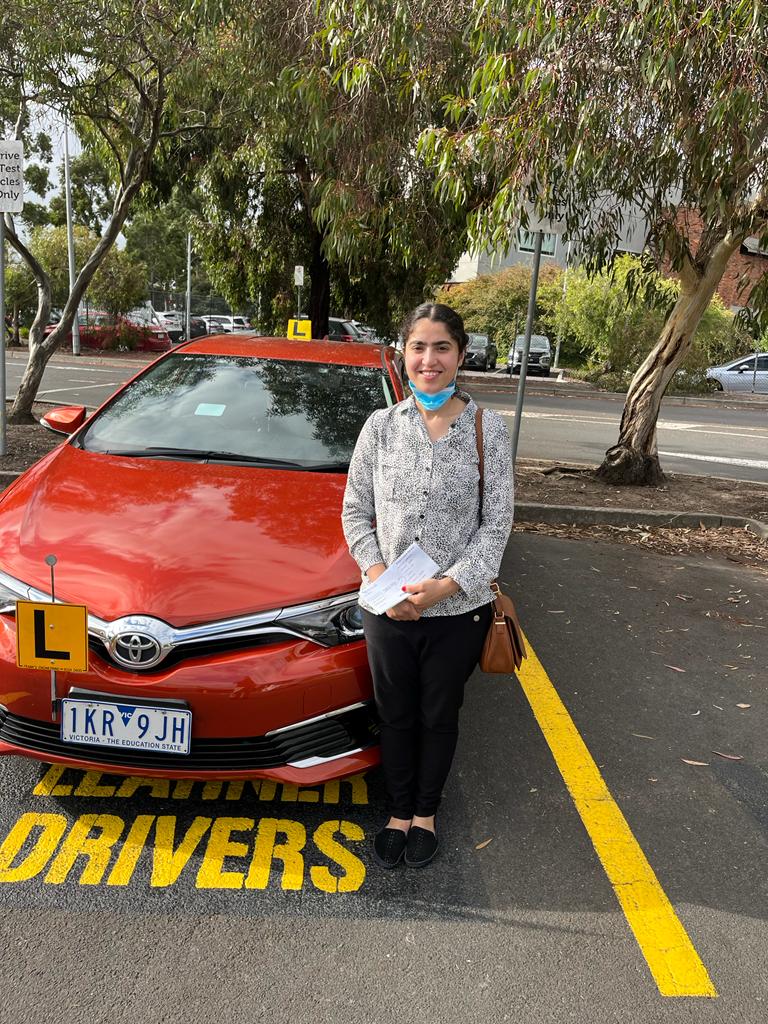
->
[294,264,304,319]
[0,139,24,457]
[510,205,565,466]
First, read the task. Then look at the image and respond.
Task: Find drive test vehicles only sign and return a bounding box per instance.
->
[0,141,24,212]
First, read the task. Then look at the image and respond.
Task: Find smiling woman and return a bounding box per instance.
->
[342,302,515,868]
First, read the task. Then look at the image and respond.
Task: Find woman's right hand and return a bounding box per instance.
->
[386,599,421,621]
[366,563,420,620]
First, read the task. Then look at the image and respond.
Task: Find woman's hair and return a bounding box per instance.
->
[400,302,469,354]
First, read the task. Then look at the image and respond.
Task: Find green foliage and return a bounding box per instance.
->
[436,263,563,360]
[27,225,147,316]
[124,199,191,291]
[557,255,749,375]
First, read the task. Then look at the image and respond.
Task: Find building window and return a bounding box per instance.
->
[517,229,557,256]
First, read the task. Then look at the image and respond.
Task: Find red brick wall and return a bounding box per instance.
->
[676,210,768,308]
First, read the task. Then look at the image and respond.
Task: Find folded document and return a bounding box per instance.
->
[362,542,440,615]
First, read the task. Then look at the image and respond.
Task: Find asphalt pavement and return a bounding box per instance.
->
[0,532,765,1023]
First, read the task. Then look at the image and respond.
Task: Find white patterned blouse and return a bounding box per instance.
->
[341,391,514,617]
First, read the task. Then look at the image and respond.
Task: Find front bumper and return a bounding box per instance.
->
[0,612,379,782]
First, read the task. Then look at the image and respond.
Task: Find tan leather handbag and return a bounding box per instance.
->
[474,408,527,674]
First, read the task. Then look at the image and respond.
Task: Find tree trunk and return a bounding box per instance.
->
[596,237,741,486]
[309,220,331,339]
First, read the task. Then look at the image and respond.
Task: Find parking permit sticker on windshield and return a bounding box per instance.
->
[195,404,226,417]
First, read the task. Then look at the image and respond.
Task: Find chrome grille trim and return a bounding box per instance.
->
[1,568,361,668]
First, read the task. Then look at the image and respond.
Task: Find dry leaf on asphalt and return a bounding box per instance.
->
[681,758,710,766]
[631,733,655,740]
[736,703,752,709]
[712,751,744,761]
[475,839,493,850]
[665,665,686,672]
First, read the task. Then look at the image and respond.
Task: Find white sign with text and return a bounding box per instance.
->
[0,141,24,213]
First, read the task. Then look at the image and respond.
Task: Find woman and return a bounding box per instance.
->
[342,302,514,868]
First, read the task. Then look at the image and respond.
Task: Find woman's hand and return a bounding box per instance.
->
[402,576,460,612]
[386,599,422,621]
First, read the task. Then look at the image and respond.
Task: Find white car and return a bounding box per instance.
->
[706,353,768,394]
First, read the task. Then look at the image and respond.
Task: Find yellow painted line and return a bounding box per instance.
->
[517,632,717,998]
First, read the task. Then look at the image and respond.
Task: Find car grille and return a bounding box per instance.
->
[528,353,541,364]
[0,703,378,772]
[87,633,287,673]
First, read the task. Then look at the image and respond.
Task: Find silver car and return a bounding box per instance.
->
[507,334,552,376]
[706,353,768,394]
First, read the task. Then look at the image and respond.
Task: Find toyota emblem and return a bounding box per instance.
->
[113,632,162,669]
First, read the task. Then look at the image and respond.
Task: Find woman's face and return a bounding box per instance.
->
[404,318,464,394]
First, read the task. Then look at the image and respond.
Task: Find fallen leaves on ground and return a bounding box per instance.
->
[682,758,710,766]
[475,838,493,850]
[516,521,768,571]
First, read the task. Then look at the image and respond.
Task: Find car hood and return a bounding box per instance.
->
[0,445,358,627]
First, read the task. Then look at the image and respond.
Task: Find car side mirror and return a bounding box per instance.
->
[737,364,750,373]
[40,405,87,435]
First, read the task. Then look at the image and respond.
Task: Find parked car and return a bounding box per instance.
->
[326,317,367,343]
[188,316,209,340]
[201,315,233,333]
[507,334,552,376]
[43,309,172,352]
[463,332,498,371]
[159,311,185,344]
[706,353,768,394]
[0,337,405,781]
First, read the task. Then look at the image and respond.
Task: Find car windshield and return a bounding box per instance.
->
[515,336,549,351]
[467,335,488,350]
[79,353,395,467]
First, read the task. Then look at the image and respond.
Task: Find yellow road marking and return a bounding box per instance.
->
[517,632,717,998]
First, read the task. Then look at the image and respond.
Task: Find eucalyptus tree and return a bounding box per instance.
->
[184,0,472,338]
[0,0,211,422]
[436,1,768,483]
[325,0,768,484]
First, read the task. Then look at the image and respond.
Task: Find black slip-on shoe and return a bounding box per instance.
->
[404,825,439,868]
[373,826,408,869]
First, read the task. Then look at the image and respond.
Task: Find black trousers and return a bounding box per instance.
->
[362,603,493,818]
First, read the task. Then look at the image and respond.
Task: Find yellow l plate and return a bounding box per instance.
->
[15,601,89,672]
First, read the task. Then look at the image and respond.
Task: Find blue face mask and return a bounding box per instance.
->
[408,379,457,410]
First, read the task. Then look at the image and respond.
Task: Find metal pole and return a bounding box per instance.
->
[752,346,759,394]
[0,215,6,456]
[185,233,192,342]
[510,230,544,466]
[553,239,572,372]
[64,121,80,356]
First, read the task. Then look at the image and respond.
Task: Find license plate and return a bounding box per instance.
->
[61,698,192,755]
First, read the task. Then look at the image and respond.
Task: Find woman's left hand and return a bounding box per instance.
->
[402,577,460,611]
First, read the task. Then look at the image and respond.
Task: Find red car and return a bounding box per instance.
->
[0,337,404,781]
[44,309,172,352]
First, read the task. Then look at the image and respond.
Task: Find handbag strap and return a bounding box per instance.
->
[474,407,504,616]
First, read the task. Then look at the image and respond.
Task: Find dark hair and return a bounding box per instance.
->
[400,302,469,354]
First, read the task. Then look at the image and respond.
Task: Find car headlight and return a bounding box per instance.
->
[277,594,364,646]
[540,355,551,363]
[0,570,33,614]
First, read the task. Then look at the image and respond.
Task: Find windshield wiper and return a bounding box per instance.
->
[99,446,308,468]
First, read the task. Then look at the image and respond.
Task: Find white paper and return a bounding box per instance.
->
[362,542,441,615]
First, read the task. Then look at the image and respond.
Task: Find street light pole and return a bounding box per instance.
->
[63,121,80,356]
[185,233,192,341]
[510,230,544,466]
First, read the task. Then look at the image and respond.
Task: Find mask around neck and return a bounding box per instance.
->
[408,379,457,411]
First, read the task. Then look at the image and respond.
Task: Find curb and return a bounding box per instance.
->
[515,502,768,541]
